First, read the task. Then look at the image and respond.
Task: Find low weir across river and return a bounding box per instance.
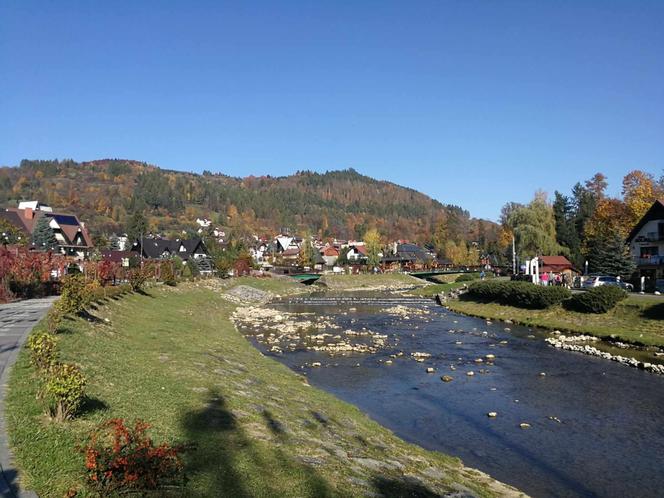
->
[238,294,664,498]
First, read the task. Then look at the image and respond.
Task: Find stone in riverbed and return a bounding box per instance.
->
[426,367,435,373]
[520,422,531,429]
[441,375,454,382]
[487,412,497,418]
[311,362,321,367]
[466,371,475,377]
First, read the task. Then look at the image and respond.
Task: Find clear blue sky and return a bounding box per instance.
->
[2,1,663,220]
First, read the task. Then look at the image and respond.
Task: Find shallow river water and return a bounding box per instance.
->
[238,295,664,498]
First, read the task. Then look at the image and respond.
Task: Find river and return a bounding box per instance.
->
[236,295,664,498]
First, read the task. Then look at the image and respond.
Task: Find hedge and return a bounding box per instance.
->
[466,280,571,309]
[566,286,627,314]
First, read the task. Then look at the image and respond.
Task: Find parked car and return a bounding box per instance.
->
[582,275,634,292]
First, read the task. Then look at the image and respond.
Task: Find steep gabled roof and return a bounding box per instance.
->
[394,243,431,263]
[133,237,207,261]
[627,200,664,242]
[0,210,28,234]
[539,256,573,266]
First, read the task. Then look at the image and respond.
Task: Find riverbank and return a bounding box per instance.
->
[447,295,664,347]
[317,273,426,292]
[6,279,523,497]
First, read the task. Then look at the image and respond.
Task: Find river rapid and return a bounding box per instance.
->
[236,294,664,498]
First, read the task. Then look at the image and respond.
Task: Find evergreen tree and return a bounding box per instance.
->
[109,233,121,251]
[127,212,148,243]
[553,191,581,265]
[32,216,58,250]
[586,233,635,279]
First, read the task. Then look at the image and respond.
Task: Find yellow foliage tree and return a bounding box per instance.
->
[622,170,659,223]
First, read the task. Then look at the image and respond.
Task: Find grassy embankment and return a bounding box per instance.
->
[7,278,522,497]
[317,273,426,292]
[448,295,664,347]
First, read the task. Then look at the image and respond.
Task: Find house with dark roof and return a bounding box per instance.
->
[382,242,432,270]
[131,236,213,275]
[626,199,664,287]
[1,202,93,259]
[131,237,209,261]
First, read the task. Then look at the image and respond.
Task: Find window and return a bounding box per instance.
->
[640,246,659,257]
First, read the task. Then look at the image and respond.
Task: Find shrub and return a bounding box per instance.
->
[44,362,86,421]
[82,418,186,493]
[567,285,627,314]
[466,280,571,309]
[160,262,177,287]
[57,275,91,315]
[27,332,57,370]
[128,268,148,292]
[46,308,63,334]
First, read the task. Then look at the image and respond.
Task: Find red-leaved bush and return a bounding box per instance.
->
[82,419,186,493]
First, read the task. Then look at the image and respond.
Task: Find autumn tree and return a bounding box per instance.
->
[363,228,383,268]
[297,233,315,268]
[622,170,661,224]
[0,219,26,245]
[584,197,633,240]
[584,173,608,200]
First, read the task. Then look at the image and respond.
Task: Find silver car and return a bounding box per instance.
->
[582,275,633,292]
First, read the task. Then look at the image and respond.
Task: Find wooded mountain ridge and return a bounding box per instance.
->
[0,159,498,246]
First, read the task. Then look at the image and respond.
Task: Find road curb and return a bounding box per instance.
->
[0,299,56,498]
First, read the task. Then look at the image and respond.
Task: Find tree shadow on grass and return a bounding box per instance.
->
[79,396,110,416]
[78,310,107,324]
[372,476,443,498]
[135,289,155,298]
[180,389,334,498]
[642,302,664,320]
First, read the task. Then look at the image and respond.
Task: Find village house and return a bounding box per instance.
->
[0,201,94,259]
[537,256,578,277]
[131,236,213,274]
[381,242,432,271]
[346,242,367,262]
[626,199,664,290]
[321,246,340,267]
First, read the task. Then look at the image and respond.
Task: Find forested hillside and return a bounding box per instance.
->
[0,158,498,248]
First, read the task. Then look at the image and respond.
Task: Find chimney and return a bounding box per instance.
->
[24,207,34,220]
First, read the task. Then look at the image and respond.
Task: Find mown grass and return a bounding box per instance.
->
[318,273,425,291]
[7,280,519,498]
[448,295,664,347]
[407,282,466,297]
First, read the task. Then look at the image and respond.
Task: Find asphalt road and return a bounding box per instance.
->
[0,297,57,498]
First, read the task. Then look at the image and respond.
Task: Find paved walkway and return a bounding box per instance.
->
[0,297,57,498]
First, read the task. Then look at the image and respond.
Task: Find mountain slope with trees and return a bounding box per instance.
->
[0,159,499,256]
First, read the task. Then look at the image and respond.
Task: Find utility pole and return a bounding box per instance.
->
[512,236,516,275]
